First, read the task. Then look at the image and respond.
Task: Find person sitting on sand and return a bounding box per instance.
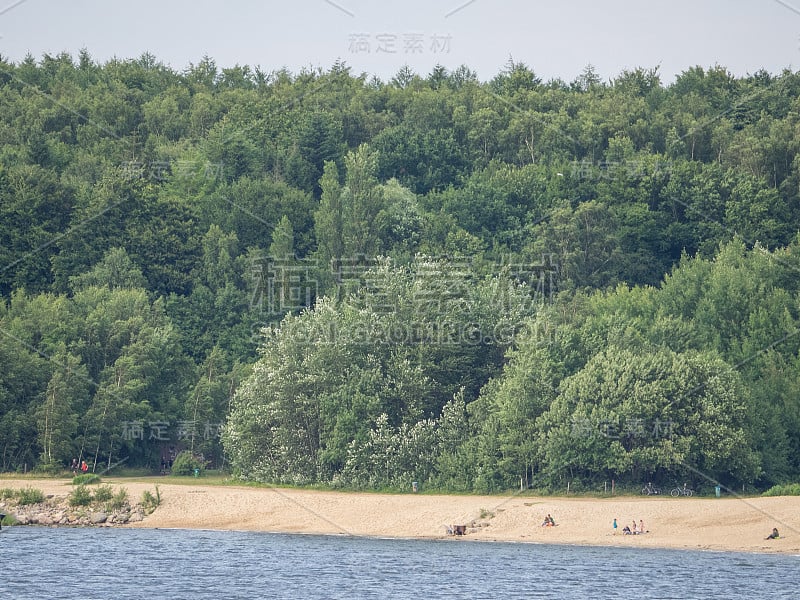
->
[766,527,780,540]
[622,525,632,535]
[541,514,556,527]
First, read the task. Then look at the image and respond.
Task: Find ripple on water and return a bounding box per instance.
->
[1,528,798,600]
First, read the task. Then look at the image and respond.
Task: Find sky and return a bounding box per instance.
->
[0,0,797,83]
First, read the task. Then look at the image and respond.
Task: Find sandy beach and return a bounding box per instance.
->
[2,478,798,555]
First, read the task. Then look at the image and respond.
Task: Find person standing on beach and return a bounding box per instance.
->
[613,518,618,534]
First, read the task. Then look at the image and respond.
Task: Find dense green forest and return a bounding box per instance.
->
[1,50,799,492]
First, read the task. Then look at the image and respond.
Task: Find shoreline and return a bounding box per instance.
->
[1,478,798,555]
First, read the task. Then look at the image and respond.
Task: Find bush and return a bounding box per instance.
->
[762,483,800,496]
[72,474,101,485]
[141,485,161,513]
[93,485,114,503]
[34,461,62,475]
[1,513,18,526]
[69,485,92,507]
[17,487,45,505]
[0,488,16,500]
[171,451,204,477]
[109,488,129,511]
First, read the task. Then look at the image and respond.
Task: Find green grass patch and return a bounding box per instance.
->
[107,487,128,511]
[69,485,93,507]
[140,485,161,513]
[92,484,114,503]
[1,513,18,526]
[72,474,101,485]
[762,483,800,496]
[110,467,153,478]
[0,487,16,500]
[16,487,45,505]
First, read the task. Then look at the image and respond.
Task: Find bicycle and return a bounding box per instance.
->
[670,483,693,497]
[641,482,661,495]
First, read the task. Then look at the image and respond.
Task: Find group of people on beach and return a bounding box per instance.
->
[70,458,89,475]
[614,518,646,535]
[540,514,556,527]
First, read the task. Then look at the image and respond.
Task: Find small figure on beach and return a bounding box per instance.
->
[622,525,632,535]
[632,520,639,534]
[612,518,618,534]
[541,514,556,527]
[639,519,645,534]
[765,527,780,540]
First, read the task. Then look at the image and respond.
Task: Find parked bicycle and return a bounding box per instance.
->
[641,482,661,495]
[670,483,693,497]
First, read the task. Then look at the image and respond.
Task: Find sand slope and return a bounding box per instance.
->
[2,478,798,554]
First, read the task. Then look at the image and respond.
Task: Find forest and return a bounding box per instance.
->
[1,50,799,492]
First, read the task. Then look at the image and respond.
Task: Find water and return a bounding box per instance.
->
[1,527,797,599]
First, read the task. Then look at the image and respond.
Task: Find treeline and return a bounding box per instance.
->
[226,243,800,491]
[0,51,799,489]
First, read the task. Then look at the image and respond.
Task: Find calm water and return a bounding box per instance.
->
[1,527,797,599]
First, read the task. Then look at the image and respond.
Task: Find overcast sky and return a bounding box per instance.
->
[1,0,797,83]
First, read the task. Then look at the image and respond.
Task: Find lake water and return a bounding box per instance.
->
[1,527,797,599]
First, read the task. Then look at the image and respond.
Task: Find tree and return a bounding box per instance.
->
[342,144,384,257]
[36,347,89,468]
[535,347,760,486]
[69,247,147,291]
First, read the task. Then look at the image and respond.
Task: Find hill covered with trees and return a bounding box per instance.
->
[1,51,799,492]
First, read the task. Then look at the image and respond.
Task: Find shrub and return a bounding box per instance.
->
[171,451,204,477]
[108,488,129,511]
[1,514,18,526]
[762,483,800,496]
[72,474,101,485]
[17,487,45,506]
[69,485,92,507]
[141,485,161,513]
[93,485,114,503]
[0,488,16,500]
[34,461,62,475]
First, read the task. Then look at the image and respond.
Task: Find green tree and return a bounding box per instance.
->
[36,347,89,468]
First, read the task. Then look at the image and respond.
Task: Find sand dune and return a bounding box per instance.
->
[3,478,798,554]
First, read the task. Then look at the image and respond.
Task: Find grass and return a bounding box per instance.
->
[92,484,114,503]
[68,485,93,507]
[140,485,161,513]
[72,474,101,485]
[762,483,800,496]
[16,487,45,505]
[108,487,129,511]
